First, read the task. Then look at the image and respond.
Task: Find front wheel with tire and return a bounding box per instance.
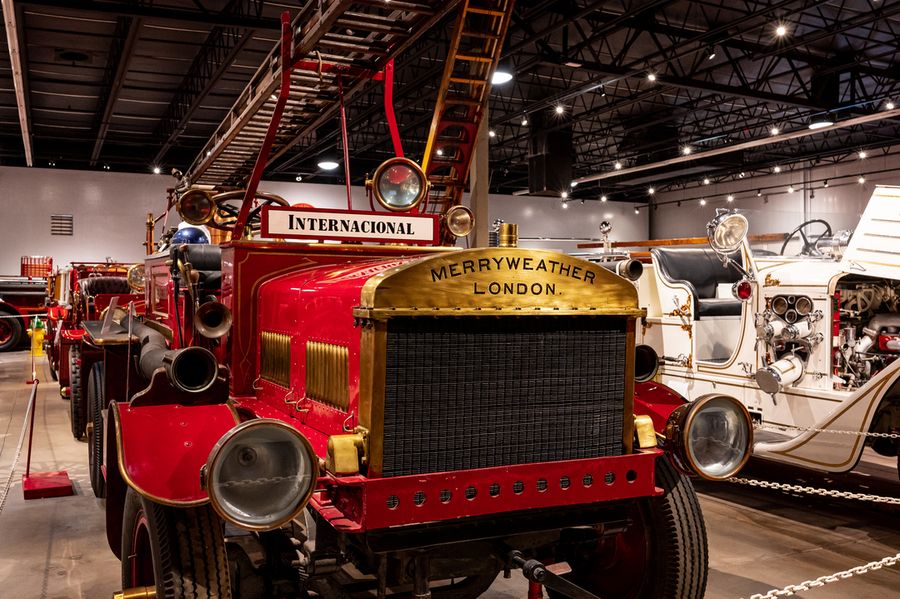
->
[69,346,85,439]
[0,311,23,352]
[87,362,105,498]
[121,487,232,598]
[552,458,708,599]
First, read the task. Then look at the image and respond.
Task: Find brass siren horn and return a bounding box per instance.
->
[194,301,233,339]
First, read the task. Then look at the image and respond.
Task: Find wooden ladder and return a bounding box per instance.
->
[421,0,516,243]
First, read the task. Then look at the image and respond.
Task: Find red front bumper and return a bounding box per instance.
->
[312,449,664,532]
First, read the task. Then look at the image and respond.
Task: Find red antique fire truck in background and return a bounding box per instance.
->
[0,256,52,352]
[44,261,143,442]
[83,4,753,599]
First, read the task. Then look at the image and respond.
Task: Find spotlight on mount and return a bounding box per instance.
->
[318,160,340,170]
[491,70,513,85]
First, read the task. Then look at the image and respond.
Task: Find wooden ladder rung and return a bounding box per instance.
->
[456,53,493,63]
[448,76,487,85]
[466,7,507,17]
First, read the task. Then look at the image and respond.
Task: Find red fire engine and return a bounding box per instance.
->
[84,5,753,599]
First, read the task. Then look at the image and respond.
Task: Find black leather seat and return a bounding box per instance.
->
[79,276,131,296]
[171,244,222,291]
[651,248,744,319]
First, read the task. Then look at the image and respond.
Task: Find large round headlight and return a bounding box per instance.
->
[707,211,748,253]
[206,419,318,530]
[369,157,428,212]
[664,394,752,480]
[445,205,474,237]
[126,264,145,293]
[178,189,216,225]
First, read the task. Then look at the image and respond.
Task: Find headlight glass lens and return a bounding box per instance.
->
[376,161,424,210]
[208,421,317,530]
[179,191,215,224]
[446,206,474,237]
[709,213,748,253]
[685,396,751,479]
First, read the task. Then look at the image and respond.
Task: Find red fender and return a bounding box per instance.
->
[633,380,687,432]
[111,400,240,504]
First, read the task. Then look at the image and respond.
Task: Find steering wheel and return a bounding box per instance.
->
[206,190,289,232]
[780,219,833,256]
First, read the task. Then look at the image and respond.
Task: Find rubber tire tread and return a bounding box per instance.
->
[0,310,23,352]
[69,346,86,439]
[87,362,105,498]
[122,488,232,599]
[647,457,709,599]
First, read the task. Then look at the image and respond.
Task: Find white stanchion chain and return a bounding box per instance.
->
[754,423,900,439]
[729,477,900,505]
[746,552,900,599]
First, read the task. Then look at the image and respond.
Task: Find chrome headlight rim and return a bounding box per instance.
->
[707,211,749,254]
[370,157,429,212]
[206,418,319,531]
[665,393,753,481]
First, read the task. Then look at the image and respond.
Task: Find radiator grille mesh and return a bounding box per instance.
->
[382,317,626,477]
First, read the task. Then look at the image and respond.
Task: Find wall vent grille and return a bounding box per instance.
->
[50,214,73,236]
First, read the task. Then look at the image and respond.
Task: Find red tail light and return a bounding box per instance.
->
[732,279,753,301]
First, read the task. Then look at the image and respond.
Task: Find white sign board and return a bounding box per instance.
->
[262,207,439,244]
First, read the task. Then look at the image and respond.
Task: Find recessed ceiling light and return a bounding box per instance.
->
[699,198,707,206]
[561,191,568,199]
[555,105,565,114]
[887,101,896,110]
[770,127,779,135]
[703,177,710,185]
[318,160,340,170]
[561,200,569,209]
[648,187,655,195]
[614,161,622,170]
[152,166,161,175]
[858,150,867,159]
[788,185,795,193]
[647,72,657,82]
[858,175,866,184]
[727,194,734,202]
[682,146,692,155]
[295,175,303,182]
[491,70,513,85]
[600,195,608,202]
[773,165,782,173]
[436,148,443,156]
[775,24,787,37]
[489,130,496,138]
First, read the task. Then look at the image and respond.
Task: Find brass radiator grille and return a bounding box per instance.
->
[260,331,291,387]
[306,341,350,410]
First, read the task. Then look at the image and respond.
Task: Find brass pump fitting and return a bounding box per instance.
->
[498,223,518,247]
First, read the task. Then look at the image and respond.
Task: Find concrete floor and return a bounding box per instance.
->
[1,349,898,598]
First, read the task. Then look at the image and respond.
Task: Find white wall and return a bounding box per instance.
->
[0,166,648,274]
[0,166,169,273]
[649,153,900,245]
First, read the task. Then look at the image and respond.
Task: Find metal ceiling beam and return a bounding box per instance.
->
[90,16,141,165]
[2,0,33,165]
[573,106,900,185]
[546,58,825,110]
[152,28,253,166]
[20,0,281,30]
